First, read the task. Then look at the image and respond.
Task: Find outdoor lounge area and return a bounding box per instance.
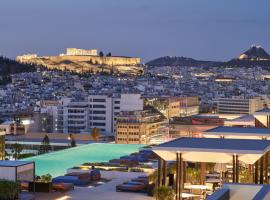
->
[152,137,270,200]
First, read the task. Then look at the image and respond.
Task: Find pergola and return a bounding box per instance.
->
[152,137,270,200]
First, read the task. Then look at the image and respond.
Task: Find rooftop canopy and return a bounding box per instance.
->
[0,160,34,167]
[204,126,270,139]
[254,108,270,115]
[152,137,270,164]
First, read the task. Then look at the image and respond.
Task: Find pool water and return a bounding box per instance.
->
[22,143,143,177]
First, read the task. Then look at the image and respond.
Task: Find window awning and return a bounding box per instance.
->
[152,138,270,164]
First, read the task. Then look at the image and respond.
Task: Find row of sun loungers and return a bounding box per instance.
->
[52,170,101,186]
[116,176,149,192]
[109,149,156,166]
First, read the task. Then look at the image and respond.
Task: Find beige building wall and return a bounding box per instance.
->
[116,114,168,145]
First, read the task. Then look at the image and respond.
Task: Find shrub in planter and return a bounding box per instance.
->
[147,183,155,196]
[0,180,20,200]
[29,174,53,193]
[154,186,175,200]
[29,181,53,193]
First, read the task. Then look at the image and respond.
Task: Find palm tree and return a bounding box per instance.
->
[11,143,23,160]
[39,134,51,154]
[91,127,100,141]
[69,134,76,147]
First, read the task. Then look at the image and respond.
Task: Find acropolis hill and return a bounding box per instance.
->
[16,48,143,75]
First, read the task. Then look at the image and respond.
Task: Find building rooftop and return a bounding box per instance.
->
[255,108,270,114]
[204,126,270,136]
[153,137,270,164]
[0,160,33,167]
[156,137,270,152]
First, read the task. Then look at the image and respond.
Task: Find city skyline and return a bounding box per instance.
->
[1,0,270,62]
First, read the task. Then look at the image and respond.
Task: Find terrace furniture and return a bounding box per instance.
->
[65,172,91,180]
[65,170,101,181]
[52,176,91,186]
[131,177,149,185]
[116,181,146,192]
[53,182,74,192]
[184,185,210,190]
[90,169,101,181]
[205,183,214,191]
[181,192,200,199]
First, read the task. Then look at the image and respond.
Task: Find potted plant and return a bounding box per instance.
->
[186,167,200,184]
[29,174,53,193]
[154,186,175,200]
[147,170,158,196]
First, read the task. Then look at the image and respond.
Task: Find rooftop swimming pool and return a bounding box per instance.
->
[22,143,143,177]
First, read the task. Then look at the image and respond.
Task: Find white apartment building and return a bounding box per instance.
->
[218,97,265,114]
[54,94,143,136]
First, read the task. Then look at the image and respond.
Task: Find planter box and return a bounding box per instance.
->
[147,183,155,196]
[29,182,53,193]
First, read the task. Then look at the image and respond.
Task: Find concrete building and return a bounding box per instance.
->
[55,94,143,136]
[218,97,265,114]
[145,96,199,119]
[116,110,168,145]
[0,120,32,135]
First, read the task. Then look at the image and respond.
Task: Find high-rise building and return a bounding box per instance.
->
[55,94,143,136]
[116,110,168,144]
[218,97,265,114]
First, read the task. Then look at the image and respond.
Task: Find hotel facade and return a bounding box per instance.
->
[116,110,169,144]
[54,94,143,136]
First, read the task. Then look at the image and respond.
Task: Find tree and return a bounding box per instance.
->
[69,134,76,147]
[91,127,100,141]
[40,174,52,183]
[13,117,21,125]
[99,51,104,57]
[106,52,112,57]
[11,143,23,160]
[154,186,175,200]
[39,134,51,154]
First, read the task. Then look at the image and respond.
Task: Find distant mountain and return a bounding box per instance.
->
[237,45,270,60]
[0,56,36,85]
[227,45,270,67]
[146,56,223,67]
[146,45,270,68]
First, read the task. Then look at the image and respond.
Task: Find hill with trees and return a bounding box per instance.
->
[0,56,36,85]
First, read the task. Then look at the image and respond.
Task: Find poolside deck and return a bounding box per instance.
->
[35,173,154,200]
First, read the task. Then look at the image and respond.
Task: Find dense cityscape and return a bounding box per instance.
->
[1,1,270,200]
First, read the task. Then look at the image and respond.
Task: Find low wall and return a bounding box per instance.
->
[24,132,92,141]
[66,168,147,180]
